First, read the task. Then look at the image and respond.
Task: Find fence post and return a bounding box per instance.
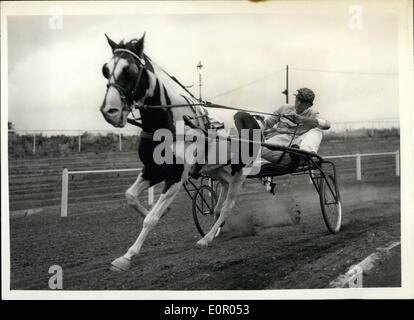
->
[61,168,69,217]
[33,134,36,154]
[148,187,154,206]
[356,153,362,181]
[119,132,122,152]
[78,131,82,153]
[395,150,400,177]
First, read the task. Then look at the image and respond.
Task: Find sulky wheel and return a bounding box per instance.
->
[319,173,342,234]
[192,185,219,237]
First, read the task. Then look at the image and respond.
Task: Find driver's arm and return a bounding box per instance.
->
[293,115,331,130]
[264,106,284,129]
[315,118,331,130]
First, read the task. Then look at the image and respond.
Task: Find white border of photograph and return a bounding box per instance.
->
[1,0,413,300]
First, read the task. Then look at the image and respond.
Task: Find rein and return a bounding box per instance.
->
[107,50,300,145]
[133,101,279,118]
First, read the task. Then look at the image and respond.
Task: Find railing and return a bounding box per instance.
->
[60,168,153,217]
[325,151,400,180]
[60,150,400,217]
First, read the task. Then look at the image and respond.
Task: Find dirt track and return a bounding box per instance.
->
[10,176,400,290]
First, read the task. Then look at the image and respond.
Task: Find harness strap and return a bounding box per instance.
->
[140,131,154,140]
[140,130,200,142]
[114,49,146,66]
[108,49,147,109]
[127,118,142,127]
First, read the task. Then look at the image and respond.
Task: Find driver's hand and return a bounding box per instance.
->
[272,113,281,122]
[293,114,304,123]
[290,115,317,127]
[286,114,301,124]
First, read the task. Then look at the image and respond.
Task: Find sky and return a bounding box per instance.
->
[6,1,401,134]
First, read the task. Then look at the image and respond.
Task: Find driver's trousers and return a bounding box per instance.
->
[261,129,323,164]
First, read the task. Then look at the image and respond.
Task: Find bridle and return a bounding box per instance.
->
[104,48,147,113]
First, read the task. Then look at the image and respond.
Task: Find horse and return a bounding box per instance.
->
[100,34,261,271]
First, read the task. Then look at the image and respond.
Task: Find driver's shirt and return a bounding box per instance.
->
[264,105,320,140]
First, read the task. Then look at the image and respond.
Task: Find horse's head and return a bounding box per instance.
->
[100,34,149,127]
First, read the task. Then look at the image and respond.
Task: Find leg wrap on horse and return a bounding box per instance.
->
[143,215,159,229]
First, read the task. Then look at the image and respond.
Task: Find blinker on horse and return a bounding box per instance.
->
[100,34,259,271]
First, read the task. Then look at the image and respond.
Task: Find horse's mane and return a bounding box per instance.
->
[148,60,199,105]
[119,38,144,55]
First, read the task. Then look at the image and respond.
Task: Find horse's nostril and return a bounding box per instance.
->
[107,108,119,115]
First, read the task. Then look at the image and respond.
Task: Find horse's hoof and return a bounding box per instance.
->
[110,256,131,272]
[196,238,209,248]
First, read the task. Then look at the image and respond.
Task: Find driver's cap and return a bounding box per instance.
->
[294,88,315,103]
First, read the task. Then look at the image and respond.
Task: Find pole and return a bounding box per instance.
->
[356,154,362,181]
[33,134,36,154]
[199,72,202,101]
[286,65,289,104]
[78,131,81,153]
[395,150,400,177]
[197,61,203,101]
[61,168,69,217]
[119,132,122,152]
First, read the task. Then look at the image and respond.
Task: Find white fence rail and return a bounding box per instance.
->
[324,151,400,181]
[60,150,400,217]
[60,168,153,217]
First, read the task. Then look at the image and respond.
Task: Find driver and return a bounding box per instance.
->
[258,87,331,166]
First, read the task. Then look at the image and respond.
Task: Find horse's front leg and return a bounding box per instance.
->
[197,169,246,247]
[125,172,153,218]
[110,178,184,271]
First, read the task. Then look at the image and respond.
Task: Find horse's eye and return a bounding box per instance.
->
[102,63,110,79]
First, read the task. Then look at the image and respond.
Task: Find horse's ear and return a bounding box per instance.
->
[130,32,146,56]
[105,34,117,51]
[139,32,146,55]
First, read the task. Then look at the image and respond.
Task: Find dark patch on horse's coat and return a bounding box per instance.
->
[141,80,174,133]
[139,140,184,189]
[163,86,171,105]
[139,78,184,192]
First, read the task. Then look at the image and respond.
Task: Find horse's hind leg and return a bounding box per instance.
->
[125,172,152,218]
[212,180,228,214]
[197,170,246,247]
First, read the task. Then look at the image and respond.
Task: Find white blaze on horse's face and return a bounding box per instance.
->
[100,57,130,128]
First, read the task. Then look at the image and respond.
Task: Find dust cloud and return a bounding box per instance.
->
[222,184,303,236]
